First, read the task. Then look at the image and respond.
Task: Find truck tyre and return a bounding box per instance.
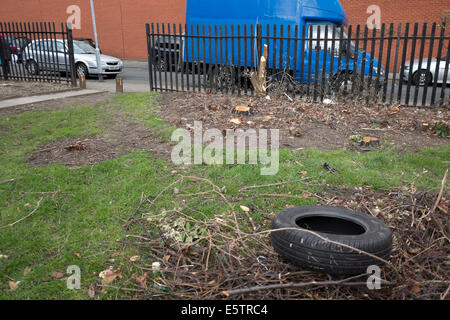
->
[210,66,236,91]
[332,72,359,94]
[412,70,432,86]
[270,206,392,275]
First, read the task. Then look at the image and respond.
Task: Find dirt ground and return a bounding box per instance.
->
[0,80,74,101]
[26,95,172,167]
[0,91,448,167]
[155,92,449,151]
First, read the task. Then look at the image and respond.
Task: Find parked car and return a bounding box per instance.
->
[402,55,450,86]
[23,39,123,78]
[74,37,97,49]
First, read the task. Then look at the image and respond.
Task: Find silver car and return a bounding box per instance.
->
[402,56,450,86]
[23,39,123,78]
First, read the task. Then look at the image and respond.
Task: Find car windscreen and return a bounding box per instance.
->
[73,40,96,54]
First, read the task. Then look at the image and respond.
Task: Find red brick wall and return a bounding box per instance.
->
[340,0,449,27]
[0,0,186,59]
[0,0,448,60]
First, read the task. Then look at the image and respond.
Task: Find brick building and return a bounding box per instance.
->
[0,0,448,60]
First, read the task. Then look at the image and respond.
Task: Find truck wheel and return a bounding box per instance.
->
[155,57,167,72]
[210,66,236,91]
[332,72,358,94]
[270,206,392,275]
[412,70,432,86]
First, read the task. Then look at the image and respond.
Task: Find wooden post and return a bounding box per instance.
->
[116,77,123,93]
[79,74,86,89]
[250,44,268,95]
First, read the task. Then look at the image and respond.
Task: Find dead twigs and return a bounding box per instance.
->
[119,177,449,300]
[0,197,43,230]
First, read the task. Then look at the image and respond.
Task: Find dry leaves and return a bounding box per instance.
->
[240,205,250,212]
[229,118,242,125]
[23,267,32,276]
[134,273,148,288]
[99,268,122,285]
[129,255,141,262]
[51,271,64,279]
[8,281,18,291]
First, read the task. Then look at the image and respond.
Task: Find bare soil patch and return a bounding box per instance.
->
[0,80,74,101]
[155,92,449,151]
[28,109,172,167]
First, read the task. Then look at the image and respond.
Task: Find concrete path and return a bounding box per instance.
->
[0,89,102,109]
[86,60,150,93]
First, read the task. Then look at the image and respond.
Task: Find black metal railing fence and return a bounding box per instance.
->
[146,22,450,107]
[0,22,76,85]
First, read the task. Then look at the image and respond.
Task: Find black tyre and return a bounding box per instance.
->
[25,59,39,75]
[75,63,89,78]
[270,206,392,275]
[331,72,359,94]
[412,70,432,86]
[210,66,236,91]
[154,57,167,72]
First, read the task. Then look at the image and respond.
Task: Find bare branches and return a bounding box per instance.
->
[222,274,392,297]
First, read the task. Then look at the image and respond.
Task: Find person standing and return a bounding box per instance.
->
[0,34,12,79]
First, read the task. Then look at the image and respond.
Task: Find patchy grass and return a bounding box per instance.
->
[110,92,176,141]
[0,93,448,299]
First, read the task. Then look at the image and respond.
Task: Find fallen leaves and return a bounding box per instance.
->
[289,126,302,137]
[134,273,148,288]
[64,139,90,152]
[129,255,140,262]
[8,280,18,291]
[240,205,250,213]
[99,268,122,285]
[51,271,64,279]
[23,267,32,276]
[229,118,242,125]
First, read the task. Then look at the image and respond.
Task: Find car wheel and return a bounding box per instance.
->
[270,206,392,275]
[25,59,39,75]
[412,70,432,86]
[76,63,89,78]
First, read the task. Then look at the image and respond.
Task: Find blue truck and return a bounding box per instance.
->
[154,0,384,90]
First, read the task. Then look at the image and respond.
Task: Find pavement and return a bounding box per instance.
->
[0,89,102,109]
[85,60,150,93]
[1,59,448,107]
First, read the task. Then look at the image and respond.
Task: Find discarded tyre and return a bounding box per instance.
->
[270,206,392,275]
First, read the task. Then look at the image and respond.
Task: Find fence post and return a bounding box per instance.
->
[66,22,77,87]
[146,23,154,91]
[0,31,9,80]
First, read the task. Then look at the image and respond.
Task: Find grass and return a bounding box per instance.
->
[0,93,448,299]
